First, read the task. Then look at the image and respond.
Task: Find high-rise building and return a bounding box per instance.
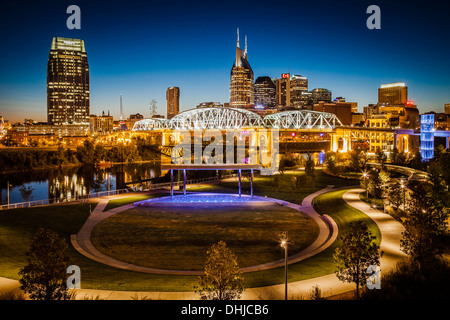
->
[47,37,90,125]
[230,29,254,108]
[445,103,450,115]
[166,87,180,119]
[275,74,312,108]
[310,88,332,105]
[275,74,291,107]
[290,75,308,107]
[378,83,408,105]
[254,76,276,108]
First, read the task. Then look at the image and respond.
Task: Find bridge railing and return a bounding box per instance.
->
[0,188,132,211]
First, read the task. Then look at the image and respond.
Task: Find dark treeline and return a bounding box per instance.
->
[0,140,161,173]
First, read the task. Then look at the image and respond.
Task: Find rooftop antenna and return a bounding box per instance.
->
[245,35,247,55]
[237,28,240,48]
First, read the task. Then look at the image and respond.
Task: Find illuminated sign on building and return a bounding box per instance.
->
[281,73,290,79]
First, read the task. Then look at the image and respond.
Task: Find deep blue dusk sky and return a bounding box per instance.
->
[0,0,449,122]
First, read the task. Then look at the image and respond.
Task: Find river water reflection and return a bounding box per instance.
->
[0,162,162,205]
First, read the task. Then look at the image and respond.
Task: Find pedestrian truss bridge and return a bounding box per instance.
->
[132,107,343,131]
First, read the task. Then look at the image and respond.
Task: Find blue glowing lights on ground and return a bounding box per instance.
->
[134,193,281,206]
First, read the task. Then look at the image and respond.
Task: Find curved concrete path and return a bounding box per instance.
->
[0,188,407,300]
[342,188,407,272]
[70,186,337,275]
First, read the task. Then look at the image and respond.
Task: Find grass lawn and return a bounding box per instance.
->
[189,169,358,205]
[0,202,96,279]
[91,204,319,270]
[103,193,166,211]
[0,170,380,292]
[242,188,382,289]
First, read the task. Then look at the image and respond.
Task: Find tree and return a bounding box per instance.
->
[378,169,390,194]
[19,228,72,300]
[325,152,338,174]
[334,221,382,299]
[366,169,384,199]
[375,150,387,166]
[438,152,450,187]
[76,139,95,164]
[291,174,305,192]
[55,145,68,167]
[93,144,106,164]
[408,151,424,171]
[350,150,368,173]
[388,182,404,213]
[19,185,34,202]
[304,154,316,188]
[195,241,244,300]
[401,173,449,269]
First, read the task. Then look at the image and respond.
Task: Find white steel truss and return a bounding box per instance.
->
[131,107,342,131]
[263,110,342,130]
[132,118,170,131]
[168,107,264,130]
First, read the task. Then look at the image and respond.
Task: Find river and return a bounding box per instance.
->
[0,162,162,205]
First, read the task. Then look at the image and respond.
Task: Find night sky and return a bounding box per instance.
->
[1,0,449,122]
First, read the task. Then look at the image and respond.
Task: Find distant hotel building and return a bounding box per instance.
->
[166,87,180,119]
[254,76,276,108]
[378,83,408,105]
[365,83,420,130]
[47,37,90,125]
[230,29,254,108]
[445,103,450,115]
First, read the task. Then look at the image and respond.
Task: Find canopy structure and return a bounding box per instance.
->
[161,164,263,198]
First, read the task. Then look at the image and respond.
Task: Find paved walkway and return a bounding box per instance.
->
[71,186,337,276]
[0,188,407,300]
[342,188,407,272]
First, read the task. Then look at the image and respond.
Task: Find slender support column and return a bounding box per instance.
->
[183,169,186,196]
[170,169,173,198]
[238,169,242,197]
[250,169,254,198]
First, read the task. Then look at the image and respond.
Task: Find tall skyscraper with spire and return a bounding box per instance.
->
[229,29,254,108]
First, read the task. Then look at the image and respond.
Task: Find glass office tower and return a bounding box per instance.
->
[47,37,90,125]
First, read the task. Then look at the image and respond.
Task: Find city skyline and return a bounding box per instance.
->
[1,0,450,123]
